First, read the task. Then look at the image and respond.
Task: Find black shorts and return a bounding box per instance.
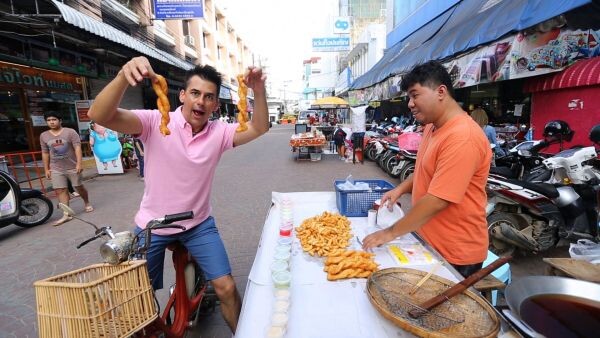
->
[334,138,345,146]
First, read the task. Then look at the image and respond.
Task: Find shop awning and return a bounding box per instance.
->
[350,0,590,90]
[523,56,600,92]
[52,0,193,70]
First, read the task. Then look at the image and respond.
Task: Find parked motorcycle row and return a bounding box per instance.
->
[487,121,600,256]
[363,116,423,183]
[363,119,600,257]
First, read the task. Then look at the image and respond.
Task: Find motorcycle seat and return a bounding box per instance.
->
[506,179,559,198]
[489,166,516,178]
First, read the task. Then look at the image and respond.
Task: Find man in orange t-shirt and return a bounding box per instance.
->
[363,61,492,277]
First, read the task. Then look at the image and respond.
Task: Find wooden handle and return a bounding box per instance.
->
[408,256,511,318]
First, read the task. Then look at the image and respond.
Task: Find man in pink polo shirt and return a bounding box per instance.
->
[88,56,269,333]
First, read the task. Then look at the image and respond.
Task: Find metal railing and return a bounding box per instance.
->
[0,151,49,195]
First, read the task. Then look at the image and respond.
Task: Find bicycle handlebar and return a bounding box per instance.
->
[136,211,195,257]
[164,211,194,224]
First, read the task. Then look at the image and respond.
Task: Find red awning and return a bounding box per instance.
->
[523,57,600,93]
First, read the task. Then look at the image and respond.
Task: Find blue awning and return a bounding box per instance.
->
[350,0,590,90]
[52,0,194,70]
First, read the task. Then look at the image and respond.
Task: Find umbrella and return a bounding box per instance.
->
[310,96,349,109]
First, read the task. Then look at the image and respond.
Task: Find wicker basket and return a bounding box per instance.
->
[34,260,157,338]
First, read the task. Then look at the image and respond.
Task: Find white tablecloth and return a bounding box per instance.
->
[235,192,463,338]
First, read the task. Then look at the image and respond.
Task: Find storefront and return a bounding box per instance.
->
[0,61,84,154]
[524,56,600,152]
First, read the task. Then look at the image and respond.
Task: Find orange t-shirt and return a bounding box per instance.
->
[413,113,492,265]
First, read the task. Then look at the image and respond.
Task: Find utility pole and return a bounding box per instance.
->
[282,80,291,114]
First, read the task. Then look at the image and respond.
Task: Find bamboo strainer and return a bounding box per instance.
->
[34,260,157,338]
[367,268,500,338]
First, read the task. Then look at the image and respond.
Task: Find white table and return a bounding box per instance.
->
[235,192,469,338]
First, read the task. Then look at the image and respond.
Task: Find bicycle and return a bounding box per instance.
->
[39,204,217,338]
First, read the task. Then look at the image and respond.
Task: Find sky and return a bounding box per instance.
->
[221,0,339,100]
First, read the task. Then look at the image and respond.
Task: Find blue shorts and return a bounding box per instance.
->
[134,216,231,290]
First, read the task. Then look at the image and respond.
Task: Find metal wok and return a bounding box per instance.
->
[505,276,600,337]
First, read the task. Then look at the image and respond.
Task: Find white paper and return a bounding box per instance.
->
[513,104,523,116]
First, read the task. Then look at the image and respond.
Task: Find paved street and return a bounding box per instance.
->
[0,124,567,338]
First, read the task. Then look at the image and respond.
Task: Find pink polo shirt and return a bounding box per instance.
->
[132,107,238,235]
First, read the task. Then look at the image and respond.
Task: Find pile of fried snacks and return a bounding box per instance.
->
[324,250,379,281]
[296,212,352,257]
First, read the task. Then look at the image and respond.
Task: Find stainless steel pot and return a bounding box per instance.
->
[505,276,600,337]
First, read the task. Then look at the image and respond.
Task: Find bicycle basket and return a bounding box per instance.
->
[34,260,157,338]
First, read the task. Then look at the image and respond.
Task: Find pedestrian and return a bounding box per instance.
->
[40,112,93,226]
[333,124,347,160]
[133,137,144,178]
[362,61,492,278]
[88,56,269,334]
[471,107,505,162]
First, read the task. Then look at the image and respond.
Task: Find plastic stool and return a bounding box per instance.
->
[483,250,511,305]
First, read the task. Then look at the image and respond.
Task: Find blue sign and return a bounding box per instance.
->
[333,16,351,34]
[335,20,349,30]
[154,0,203,20]
[312,37,351,52]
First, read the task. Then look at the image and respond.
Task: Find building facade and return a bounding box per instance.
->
[0,0,257,154]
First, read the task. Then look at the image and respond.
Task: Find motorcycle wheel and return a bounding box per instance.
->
[487,212,527,257]
[15,196,53,227]
[377,150,391,168]
[384,155,400,176]
[366,146,377,161]
[399,162,415,182]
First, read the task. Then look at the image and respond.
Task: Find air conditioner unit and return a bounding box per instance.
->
[184,35,195,47]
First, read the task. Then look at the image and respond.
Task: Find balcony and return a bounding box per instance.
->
[153,20,176,46]
[102,0,140,25]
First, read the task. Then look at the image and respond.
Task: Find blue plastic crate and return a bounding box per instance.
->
[335,179,394,217]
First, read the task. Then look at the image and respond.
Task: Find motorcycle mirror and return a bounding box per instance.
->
[58,202,100,230]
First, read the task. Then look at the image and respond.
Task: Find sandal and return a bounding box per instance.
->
[85,205,94,213]
[52,214,73,226]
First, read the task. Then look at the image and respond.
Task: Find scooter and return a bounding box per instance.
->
[486,134,599,256]
[0,170,54,228]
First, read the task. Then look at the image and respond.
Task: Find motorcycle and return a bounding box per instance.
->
[485,130,600,256]
[0,170,53,228]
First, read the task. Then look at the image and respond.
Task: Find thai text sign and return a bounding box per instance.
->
[312,37,350,52]
[154,0,203,19]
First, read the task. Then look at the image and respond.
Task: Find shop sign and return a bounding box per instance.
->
[154,0,203,20]
[333,17,351,35]
[75,100,94,123]
[445,28,600,88]
[0,62,83,91]
[568,99,584,110]
[312,37,351,52]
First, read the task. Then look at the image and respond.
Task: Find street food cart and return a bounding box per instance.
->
[236,190,516,337]
[289,133,327,161]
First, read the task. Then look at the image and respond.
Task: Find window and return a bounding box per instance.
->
[203,32,208,48]
[30,44,51,62]
[0,36,25,59]
[182,20,191,36]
